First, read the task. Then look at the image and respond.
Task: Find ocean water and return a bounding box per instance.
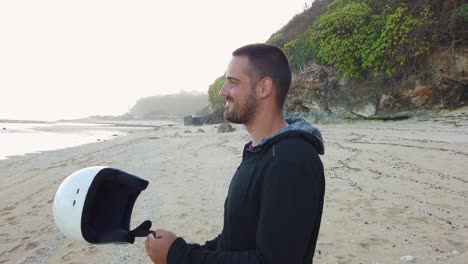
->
[0,122,131,160]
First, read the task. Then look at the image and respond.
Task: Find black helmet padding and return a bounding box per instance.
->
[81,168,151,244]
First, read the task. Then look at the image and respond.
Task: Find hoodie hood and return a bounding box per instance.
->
[247,118,325,155]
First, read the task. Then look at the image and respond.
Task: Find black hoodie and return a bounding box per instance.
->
[167,118,325,264]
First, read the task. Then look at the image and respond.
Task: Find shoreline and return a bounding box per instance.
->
[0,116,467,263]
[0,121,180,162]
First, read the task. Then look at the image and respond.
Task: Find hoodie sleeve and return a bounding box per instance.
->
[200,233,221,251]
[167,144,325,264]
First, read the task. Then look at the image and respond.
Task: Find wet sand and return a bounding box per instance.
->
[0,111,467,264]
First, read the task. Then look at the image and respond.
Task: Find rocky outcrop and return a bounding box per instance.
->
[217,123,236,133]
[184,115,203,126]
[200,108,225,125]
[285,48,468,122]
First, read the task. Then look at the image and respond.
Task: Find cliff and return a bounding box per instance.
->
[205,0,467,123]
[287,48,468,121]
[129,92,208,119]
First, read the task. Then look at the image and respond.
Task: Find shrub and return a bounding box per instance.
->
[284,33,315,71]
[456,3,468,22]
[311,2,373,78]
[363,4,436,76]
[310,1,436,78]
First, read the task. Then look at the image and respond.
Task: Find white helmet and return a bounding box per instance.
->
[53,166,152,244]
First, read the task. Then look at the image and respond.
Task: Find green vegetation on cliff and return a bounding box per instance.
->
[310,1,436,78]
[271,0,466,78]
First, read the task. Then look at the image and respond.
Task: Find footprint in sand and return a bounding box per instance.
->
[7,244,22,253]
[33,247,49,257]
[0,206,15,220]
[40,226,54,233]
[60,245,99,261]
[6,216,17,225]
[66,241,77,248]
[60,251,75,261]
[358,242,369,249]
[26,211,39,216]
[82,245,98,254]
[0,206,15,213]
[179,213,188,218]
[24,242,39,251]
[0,211,11,217]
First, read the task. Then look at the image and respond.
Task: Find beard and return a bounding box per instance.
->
[223,90,257,124]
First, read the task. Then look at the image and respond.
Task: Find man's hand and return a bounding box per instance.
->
[145,229,178,264]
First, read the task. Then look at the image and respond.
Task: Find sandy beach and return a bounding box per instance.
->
[0,111,467,264]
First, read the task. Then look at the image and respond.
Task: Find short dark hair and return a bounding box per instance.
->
[232,43,291,108]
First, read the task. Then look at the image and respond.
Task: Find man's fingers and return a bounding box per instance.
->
[155,229,165,235]
[145,228,176,264]
[154,229,168,238]
[145,236,151,255]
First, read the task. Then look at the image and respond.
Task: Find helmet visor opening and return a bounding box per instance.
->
[81,168,148,243]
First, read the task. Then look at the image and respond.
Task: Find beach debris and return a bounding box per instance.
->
[218,123,236,133]
[112,134,118,137]
[183,130,192,133]
[453,250,460,255]
[2,127,5,130]
[148,137,159,140]
[400,255,415,262]
[97,139,101,141]
[197,128,205,133]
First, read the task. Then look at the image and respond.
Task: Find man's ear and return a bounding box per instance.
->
[257,77,273,99]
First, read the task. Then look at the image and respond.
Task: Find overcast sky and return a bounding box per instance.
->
[0,0,312,121]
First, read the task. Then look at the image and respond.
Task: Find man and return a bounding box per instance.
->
[146,44,325,264]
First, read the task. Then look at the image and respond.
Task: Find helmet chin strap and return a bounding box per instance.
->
[129,220,153,238]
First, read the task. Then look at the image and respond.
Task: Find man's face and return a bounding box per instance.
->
[219,56,258,124]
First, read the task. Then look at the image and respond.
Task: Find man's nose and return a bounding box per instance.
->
[219,83,229,97]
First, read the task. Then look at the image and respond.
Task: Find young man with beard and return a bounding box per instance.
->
[145,44,325,264]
